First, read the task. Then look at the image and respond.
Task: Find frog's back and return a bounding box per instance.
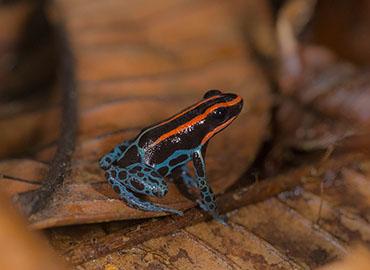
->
[136,96,222,166]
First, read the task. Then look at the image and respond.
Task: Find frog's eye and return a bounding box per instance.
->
[211,107,227,120]
[204,89,222,99]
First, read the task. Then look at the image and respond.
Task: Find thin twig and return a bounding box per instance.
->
[315,145,334,225]
[14,3,77,215]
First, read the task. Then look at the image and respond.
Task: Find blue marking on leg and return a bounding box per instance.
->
[192,149,227,224]
[105,164,183,215]
[112,175,183,215]
[124,163,168,197]
[99,140,131,169]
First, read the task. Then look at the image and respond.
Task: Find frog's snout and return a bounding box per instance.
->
[224,93,243,114]
[237,96,244,112]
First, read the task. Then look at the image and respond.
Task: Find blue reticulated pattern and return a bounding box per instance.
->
[99,90,244,224]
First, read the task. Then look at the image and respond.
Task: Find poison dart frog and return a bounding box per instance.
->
[99,90,243,223]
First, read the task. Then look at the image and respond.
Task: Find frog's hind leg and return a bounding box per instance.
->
[124,163,170,197]
[105,165,183,215]
[99,140,132,169]
[115,181,183,215]
[178,164,197,189]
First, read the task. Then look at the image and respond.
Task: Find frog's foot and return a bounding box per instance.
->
[105,165,183,215]
[99,155,114,170]
[214,215,228,225]
[197,199,227,225]
[113,180,183,215]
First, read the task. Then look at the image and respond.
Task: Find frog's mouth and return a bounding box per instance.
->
[201,115,237,145]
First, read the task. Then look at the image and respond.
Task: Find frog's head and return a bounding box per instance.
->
[196,89,243,145]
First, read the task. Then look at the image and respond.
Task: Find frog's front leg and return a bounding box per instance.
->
[99,140,132,169]
[192,150,227,224]
[178,144,209,189]
[105,164,183,215]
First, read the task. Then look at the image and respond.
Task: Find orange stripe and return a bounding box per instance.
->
[150,95,221,129]
[201,116,236,145]
[152,96,242,146]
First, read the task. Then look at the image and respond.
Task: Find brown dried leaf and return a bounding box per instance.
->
[0,193,67,270]
[275,49,370,161]
[0,0,271,228]
[262,0,370,172]
[275,0,370,122]
[319,246,370,270]
[47,154,370,269]
[312,1,370,65]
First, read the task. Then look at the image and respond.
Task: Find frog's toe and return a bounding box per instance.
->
[99,157,111,169]
[213,214,228,226]
[196,199,227,224]
[167,208,183,216]
[99,159,107,168]
[156,205,183,216]
[196,199,209,211]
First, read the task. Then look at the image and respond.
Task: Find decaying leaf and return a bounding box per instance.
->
[0,0,271,228]
[46,154,370,269]
[253,0,370,177]
[318,246,370,270]
[0,193,67,270]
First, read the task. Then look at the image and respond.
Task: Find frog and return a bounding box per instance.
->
[99,89,243,223]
